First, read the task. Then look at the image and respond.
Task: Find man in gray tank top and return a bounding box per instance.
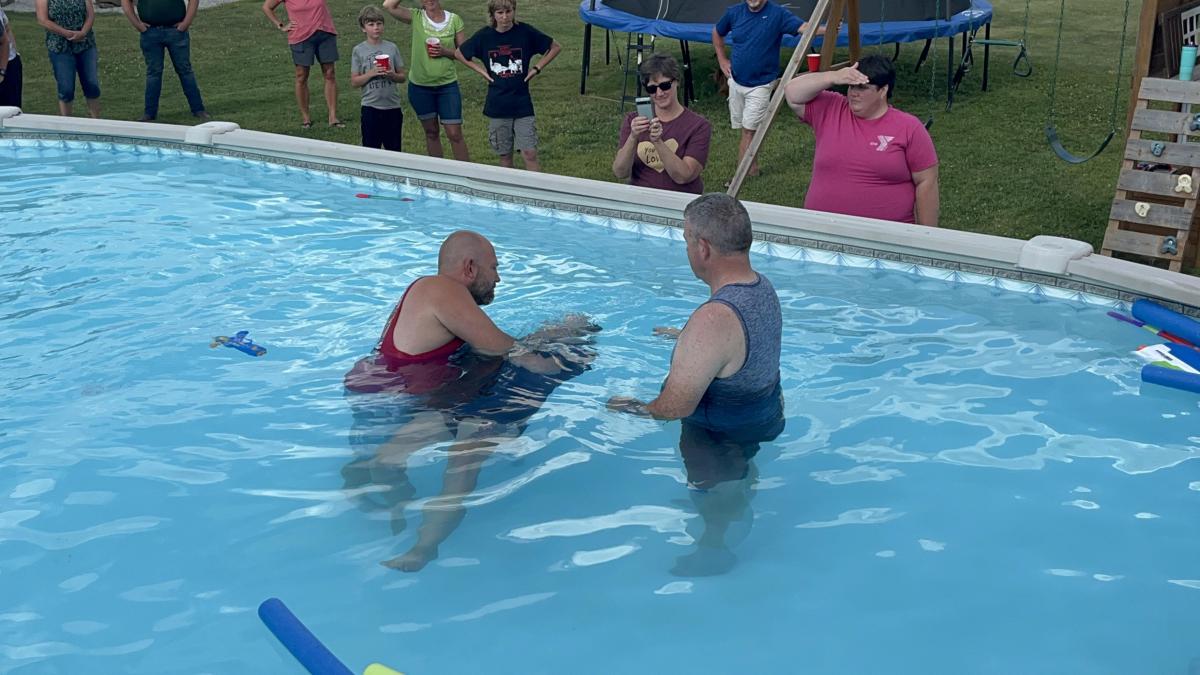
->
[608,193,784,575]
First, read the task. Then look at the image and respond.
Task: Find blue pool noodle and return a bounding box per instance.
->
[258,598,353,675]
[1167,343,1200,371]
[1141,364,1200,394]
[1131,299,1200,346]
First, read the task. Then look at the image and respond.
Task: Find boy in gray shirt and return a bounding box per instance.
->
[350,6,406,150]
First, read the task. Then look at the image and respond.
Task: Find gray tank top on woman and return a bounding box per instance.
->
[685,273,783,429]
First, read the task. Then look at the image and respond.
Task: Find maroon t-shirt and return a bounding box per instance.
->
[618,108,712,194]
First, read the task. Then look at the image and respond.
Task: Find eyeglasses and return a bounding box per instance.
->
[643,80,675,94]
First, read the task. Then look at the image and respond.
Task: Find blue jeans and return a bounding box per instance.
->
[140,26,205,118]
[48,46,100,102]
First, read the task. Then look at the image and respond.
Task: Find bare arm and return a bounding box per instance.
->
[120,0,146,31]
[178,0,199,31]
[261,0,289,31]
[80,0,94,36]
[0,23,11,74]
[608,304,739,420]
[454,49,493,82]
[613,118,647,180]
[381,0,412,23]
[36,0,74,38]
[532,40,562,72]
[712,27,730,79]
[784,64,868,117]
[912,164,940,227]
[656,141,704,185]
[434,295,516,356]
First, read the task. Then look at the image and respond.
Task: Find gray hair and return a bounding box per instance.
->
[683,193,752,254]
[638,54,681,85]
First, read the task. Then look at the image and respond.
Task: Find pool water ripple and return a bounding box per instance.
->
[1,145,1198,674]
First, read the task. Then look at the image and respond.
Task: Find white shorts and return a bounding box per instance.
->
[728,78,777,131]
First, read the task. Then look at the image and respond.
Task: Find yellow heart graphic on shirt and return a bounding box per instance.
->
[637,139,679,173]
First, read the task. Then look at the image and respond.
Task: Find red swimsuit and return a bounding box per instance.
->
[377,278,465,368]
[344,277,466,394]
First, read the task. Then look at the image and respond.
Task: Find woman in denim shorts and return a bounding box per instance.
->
[382,0,469,161]
[36,0,100,117]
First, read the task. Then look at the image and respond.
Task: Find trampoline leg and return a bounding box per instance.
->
[581,23,592,96]
[982,22,991,92]
[946,35,954,111]
[892,43,900,62]
[605,29,611,65]
[680,40,695,106]
[915,39,932,72]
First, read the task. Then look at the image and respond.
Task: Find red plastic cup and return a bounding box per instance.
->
[373,54,390,72]
[425,37,440,58]
[807,53,821,72]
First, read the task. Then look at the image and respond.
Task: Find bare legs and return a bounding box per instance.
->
[738,128,760,177]
[499,149,542,172]
[319,62,339,125]
[293,65,311,126]
[57,98,101,118]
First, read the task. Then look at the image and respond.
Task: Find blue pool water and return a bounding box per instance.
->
[1,142,1198,674]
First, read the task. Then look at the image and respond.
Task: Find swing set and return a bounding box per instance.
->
[727,0,1142,198]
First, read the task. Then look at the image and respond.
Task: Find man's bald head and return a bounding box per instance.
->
[438,230,500,305]
[438,231,495,273]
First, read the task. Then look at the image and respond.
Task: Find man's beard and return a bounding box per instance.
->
[469,279,494,305]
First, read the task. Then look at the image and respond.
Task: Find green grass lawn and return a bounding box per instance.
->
[5,0,1142,251]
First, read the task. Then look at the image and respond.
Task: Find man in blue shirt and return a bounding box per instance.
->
[713,0,822,179]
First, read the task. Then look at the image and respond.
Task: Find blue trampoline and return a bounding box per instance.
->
[579,0,996,111]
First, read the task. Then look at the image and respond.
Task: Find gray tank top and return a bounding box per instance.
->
[686,273,782,426]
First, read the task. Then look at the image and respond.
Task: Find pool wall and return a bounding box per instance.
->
[4,108,1199,313]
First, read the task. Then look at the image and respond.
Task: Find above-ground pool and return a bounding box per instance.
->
[2,141,1198,674]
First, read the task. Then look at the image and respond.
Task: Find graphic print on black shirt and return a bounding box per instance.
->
[459,23,553,119]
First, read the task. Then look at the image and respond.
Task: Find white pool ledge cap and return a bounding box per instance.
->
[0,106,21,124]
[1017,235,1093,274]
[185,121,240,146]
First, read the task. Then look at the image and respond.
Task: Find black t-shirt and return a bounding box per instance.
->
[459,23,554,119]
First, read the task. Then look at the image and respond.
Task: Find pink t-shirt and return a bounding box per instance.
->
[283,0,337,45]
[618,108,711,194]
[801,91,937,223]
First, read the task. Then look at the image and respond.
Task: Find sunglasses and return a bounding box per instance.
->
[643,80,675,94]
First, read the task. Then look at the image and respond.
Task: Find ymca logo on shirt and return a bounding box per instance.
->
[870,135,895,152]
[487,46,524,78]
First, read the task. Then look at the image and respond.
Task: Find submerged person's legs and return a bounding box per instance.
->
[671,402,784,577]
[351,340,597,572]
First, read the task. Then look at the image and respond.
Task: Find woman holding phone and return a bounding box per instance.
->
[613,53,711,194]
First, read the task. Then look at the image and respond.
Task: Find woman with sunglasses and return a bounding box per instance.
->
[613,53,711,194]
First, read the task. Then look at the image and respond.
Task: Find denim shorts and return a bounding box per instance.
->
[48,46,101,102]
[290,30,338,67]
[408,81,462,124]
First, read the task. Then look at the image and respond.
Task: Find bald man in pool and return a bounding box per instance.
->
[343,229,599,571]
[606,193,784,575]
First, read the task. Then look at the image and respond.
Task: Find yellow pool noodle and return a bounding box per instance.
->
[363,664,404,675]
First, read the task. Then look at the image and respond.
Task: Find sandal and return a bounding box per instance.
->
[300,121,313,129]
[329,121,346,128]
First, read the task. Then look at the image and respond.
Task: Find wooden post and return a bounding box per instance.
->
[727,0,843,197]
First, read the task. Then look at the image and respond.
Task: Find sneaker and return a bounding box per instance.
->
[137,115,155,122]
[193,111,211,121]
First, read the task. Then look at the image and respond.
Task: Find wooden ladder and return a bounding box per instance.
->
[1103,76,1200,271]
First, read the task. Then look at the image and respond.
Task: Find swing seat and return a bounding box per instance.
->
[1046,125,1116,164]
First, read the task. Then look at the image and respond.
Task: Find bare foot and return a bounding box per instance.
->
[382,545,438,572]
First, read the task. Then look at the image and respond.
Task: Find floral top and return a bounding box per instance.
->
[44,0,95,54]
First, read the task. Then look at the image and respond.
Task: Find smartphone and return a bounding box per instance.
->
[635,96,653,120]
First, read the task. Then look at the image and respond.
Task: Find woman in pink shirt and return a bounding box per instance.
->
[262,0,343,128]
[784,54,939,226]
